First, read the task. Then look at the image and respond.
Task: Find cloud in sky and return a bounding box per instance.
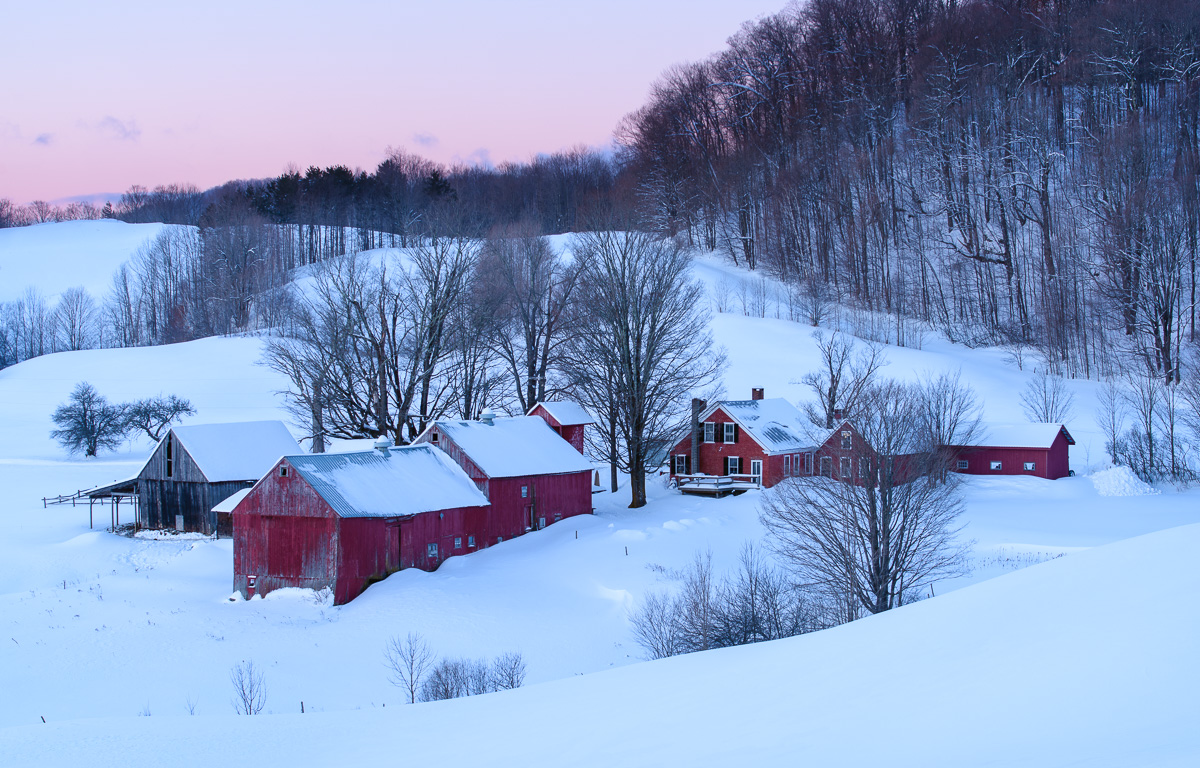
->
[96,116,141,142]
[413,132,438,147]
[460,147,493,169]
[33,133,53,146]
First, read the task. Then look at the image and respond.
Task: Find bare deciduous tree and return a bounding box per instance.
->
[801,331,887,430]
[564,230,725,508]
[761,381,970,620]
[229,660,268,715]
[50,382,128,457]
[1020,370,1076,423]
[384,632,435,704]
[124,394,194,441]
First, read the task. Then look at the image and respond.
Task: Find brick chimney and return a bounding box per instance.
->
[751,387,764,401]
[833,408,844,421]
[690,398,707,474]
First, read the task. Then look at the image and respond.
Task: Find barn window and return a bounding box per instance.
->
[166,438,173,478]
[990,461,1003,470]
[724,422,736,443]
[554,513,562,522]
[468,535,476,548]
[497,536,503,543]
[841,431,852,450]
[431,431,439,445]
[521,486,528,498]
[279,465,288,477]
[454,537,462,549]
[674,455,687,475]
[427,543,438,558]
[703,422,715,443]
[957,459,969,470]
[840,457,852,478]
[1024,462,1036,471]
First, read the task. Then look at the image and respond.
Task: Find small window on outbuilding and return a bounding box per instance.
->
[468,535,476,548]
[957,459,969,470]
[427,543,438,559]
[431,431,439,445]
[990,460,1003,471]
[279,465,288,477]
[497,536,503,544]
[166,437,174,478]
[521,485,529,498]
[454,537,462,549]
[1024,462,1036,471]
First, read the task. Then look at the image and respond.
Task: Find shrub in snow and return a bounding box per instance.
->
[230,660,268,715]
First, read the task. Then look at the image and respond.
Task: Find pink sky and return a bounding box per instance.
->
[1,1,786,204]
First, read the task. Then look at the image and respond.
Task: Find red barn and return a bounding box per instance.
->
[950,423,1075,480]
[527,401,594,454]
[415,414,593,538]
[232,443,490,604]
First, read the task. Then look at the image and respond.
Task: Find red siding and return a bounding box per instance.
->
[952,430,1071,480]
[528,404,587,454]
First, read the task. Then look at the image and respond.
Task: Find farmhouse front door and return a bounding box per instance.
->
[750,460,762,484]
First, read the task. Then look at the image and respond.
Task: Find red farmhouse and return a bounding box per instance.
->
[950,423,1074,480]
[415,413,594,536]
[667,389,872,493]
[527,401,594,454]
[232,443,490,604]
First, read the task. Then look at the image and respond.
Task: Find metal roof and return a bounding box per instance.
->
[284,444,489,519]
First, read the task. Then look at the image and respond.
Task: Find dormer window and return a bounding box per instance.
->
[841,431,852,450]
[431,431,439,445]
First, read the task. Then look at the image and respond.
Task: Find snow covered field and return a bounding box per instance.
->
[1,226,1198,766]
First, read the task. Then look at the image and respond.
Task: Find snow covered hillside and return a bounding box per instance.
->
[1,227,1198,766]
[0,220,180,302]
[4,524,1198,767]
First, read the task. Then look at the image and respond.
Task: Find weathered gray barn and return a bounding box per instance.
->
[91,421,300,536]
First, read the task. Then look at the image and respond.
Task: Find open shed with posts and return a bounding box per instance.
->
[232,442,491,604]
[84,420,301,536]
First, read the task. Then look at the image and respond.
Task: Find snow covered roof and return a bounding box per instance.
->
[169,421,302,482]
[706,398,813,454]
[964,423,1075,450]
[211,488,251,514]
[530,400,595,426]
[430,416,594,478]
[285,445,489,518]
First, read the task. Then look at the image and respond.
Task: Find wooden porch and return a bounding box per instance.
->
[674,473,761,497]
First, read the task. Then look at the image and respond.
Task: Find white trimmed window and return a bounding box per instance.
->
[805,453,813,474]
[704,422,715,443]
[724,422,736,443]
[454,537,462,549]
[1024,462,1036,471]
[841,431,852,450]
[957,459,969,470]
[990,461,1002,471]
[427,543,438,558]
[675,455,687,475]
[467,535,476,548]
[783,455,792,476]
[840,457,852,478]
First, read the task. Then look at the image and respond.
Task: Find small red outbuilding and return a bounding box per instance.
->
[527,401,594,454]
[949,423,1075,480]
[232,443,490,605]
